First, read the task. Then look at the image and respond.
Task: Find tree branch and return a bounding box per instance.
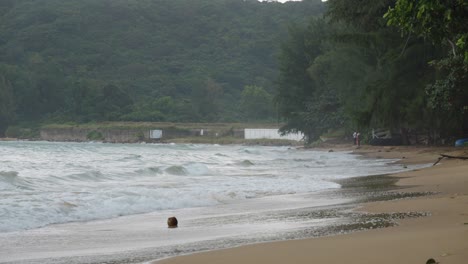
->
[440,154,468,160]
[399,32,411,58]
[447,39,457,56]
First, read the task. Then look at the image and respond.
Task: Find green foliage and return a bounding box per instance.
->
[240,85,274,121]
[4,126,20,138]
[275,19,330,142]
[385,0,468,61]
[191,78,224,122]
[426,56,468,116]
[19,127,40,139]
[327,0,394,30]
[385,0,468,136]
[135,130,145,141]
[276,0,467,143]
[0,75,15,135]
[86,130,103,141]
[4,126,39,138]
[0,0,325,133]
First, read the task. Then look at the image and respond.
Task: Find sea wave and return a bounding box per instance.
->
[0,186,243,232]
[164,163,213,176]
[65,171,109,182]
[164,165,188,175]
[0,171,33,190]
[135,166,162,175]
[234,160,255,167]
[0,141,427,233]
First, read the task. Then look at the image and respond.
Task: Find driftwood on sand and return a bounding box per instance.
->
[433,154,468,166]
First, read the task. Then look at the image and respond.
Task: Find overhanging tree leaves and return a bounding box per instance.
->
[385,0,468,135]
[384,0,468,60]
[276,0,458,144]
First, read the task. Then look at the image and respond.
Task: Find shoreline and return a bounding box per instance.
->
[0,143,440,264]
[0,137,302,146]
[154,145,468,264]
[1,142,466,263]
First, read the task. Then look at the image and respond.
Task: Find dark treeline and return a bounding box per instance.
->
[276,0,468,144]
[0,0,325,135]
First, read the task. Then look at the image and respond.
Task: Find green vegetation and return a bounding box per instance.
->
[385,0,468,138]
[276,0,468,144]
[4,126,20,138]
[240,85,275,121]
[86,130,104,141]
[0,0,325,135]
[4,125,39,139]
[1,0,466,145]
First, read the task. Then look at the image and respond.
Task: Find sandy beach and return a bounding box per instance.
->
[156,146,468,264]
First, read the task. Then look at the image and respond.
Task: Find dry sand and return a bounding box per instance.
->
[155,146,468,264]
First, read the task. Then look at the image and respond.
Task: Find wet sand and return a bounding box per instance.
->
[155,146,468,264]
[1,173,423,264]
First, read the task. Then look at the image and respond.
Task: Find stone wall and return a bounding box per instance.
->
[40,128,147,143]
[40,127,246,143]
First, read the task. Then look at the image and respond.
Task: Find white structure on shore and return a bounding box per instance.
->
[149,130,163,139]
[244,129,304,141]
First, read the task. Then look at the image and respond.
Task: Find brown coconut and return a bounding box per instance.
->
[167,217,178,228]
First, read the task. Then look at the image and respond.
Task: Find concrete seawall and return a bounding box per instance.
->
[40,127,245,143]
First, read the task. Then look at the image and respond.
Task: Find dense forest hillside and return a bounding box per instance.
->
[0,0,325,135]
[2,0,466,144]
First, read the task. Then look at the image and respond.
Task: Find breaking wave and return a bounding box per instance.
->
[0,171,33,190]
[0,141,428,232]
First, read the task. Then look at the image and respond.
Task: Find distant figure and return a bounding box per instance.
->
[426,258,439,264]
[353,132,357,145]
[356,132,360,146]
[167,216,178,228]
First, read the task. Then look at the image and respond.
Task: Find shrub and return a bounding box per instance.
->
[87,130,104,140]
[5,126,20,138]
[136,130,145,141]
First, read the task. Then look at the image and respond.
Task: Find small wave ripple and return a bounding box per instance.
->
[0,171,34,190]
[164,163,213,176]
[234,160,255,167]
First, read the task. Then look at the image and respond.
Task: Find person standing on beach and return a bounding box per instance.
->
[356,132,360,146]
[353,132,357,145]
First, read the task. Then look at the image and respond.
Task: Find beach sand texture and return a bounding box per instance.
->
[156,146,468,264]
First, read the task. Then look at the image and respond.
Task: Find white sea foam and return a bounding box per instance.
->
[0,141,427,233]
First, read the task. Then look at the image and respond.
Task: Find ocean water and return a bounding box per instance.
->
[0,141,426,263]
[0,141,414,233]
